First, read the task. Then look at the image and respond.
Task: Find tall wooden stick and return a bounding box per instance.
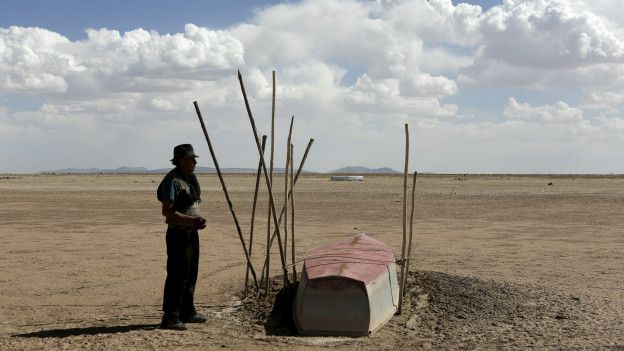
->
[283,117,294,263]
[238,71,289,287]
[404,171,417,294]
[283,145,289,267]
[244,135,266,298]
[264,70,277,291]
[398,123,409,315]
[290,143,297,282]
[261,138,313,277]
[193,101,259,291]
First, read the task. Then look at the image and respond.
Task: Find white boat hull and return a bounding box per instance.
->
[293,234,399,336]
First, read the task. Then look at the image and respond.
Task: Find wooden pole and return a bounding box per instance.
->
[193,100,259,291]
[263,70,277,292]
[244,135,266,298]
[260,139,312,279]
[290,142,297,282]
[283,117,294,263]
[238,71,289,287]
[261,138,313,276]
[398,123,409,315]
[283,143,289,268]
[404,171,417,294]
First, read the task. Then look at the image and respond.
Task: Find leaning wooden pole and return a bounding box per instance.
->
[264,70,277,291]
[238,71,289,287]
[244,135,267,298]
[403,171,417,295]
[398,123,409,315]
[261,138,313,275]
[283,144,289,266]
[193,100,259,291]
[283,117,294,262]
[290,143,297,282]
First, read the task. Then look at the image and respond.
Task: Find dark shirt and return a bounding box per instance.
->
[157,168,202,227]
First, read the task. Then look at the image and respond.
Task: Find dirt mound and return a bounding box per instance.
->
[240,275,299,336]
[395,271,587,349]
[237,270,621,349]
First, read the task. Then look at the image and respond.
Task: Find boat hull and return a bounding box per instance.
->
[293,234,399,336]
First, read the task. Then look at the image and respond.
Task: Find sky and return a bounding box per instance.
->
[1,0,624,173]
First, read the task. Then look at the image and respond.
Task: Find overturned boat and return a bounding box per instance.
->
[293,233,399,336]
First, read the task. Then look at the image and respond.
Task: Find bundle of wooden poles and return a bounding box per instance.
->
[193,70,313,297]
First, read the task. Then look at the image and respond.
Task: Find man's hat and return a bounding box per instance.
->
[171,144,199,161]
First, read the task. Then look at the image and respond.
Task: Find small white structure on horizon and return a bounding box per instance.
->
[330,175,364,181]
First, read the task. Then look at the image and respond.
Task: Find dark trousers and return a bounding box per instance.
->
[162,226,199,320]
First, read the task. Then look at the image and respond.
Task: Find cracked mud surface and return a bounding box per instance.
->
[1,174,623,350]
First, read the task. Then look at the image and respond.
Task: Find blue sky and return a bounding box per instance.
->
[0,0,502,39]
[0,0,285,39]
[1,0,624,173]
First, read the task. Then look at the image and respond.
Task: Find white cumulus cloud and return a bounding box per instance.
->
[344,74,458,117]
[460,0,624,88]
[0,26,79,92]
[596,115,624,133]
[482,0,624,67]
[504,97,585,124]
[381,0,483,46]
[400,73,458,98]
[4,0,624,173]
[77,24,244,78]
[581,90,624,110]
[0,24,245,97]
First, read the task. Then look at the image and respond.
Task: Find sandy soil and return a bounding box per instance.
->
[1,173,623,350]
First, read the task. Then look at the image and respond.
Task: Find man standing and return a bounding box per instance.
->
[157,144,208,330]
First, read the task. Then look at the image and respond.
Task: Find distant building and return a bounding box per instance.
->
[330,175,364,181]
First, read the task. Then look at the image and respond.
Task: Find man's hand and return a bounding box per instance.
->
[193,217,207,230]
[162,201,206,230]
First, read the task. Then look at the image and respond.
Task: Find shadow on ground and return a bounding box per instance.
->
[243,276,299,336]
[264,283,298,335]
[13,324,158,338]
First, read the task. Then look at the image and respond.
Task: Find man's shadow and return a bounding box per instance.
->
[13,324,158,338]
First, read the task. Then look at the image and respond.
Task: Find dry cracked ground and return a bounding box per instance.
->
[1,174,623,350]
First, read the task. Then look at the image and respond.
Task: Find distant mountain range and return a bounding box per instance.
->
[40,166,293,174]
[330,166,400,174]
[40,165,399,174]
